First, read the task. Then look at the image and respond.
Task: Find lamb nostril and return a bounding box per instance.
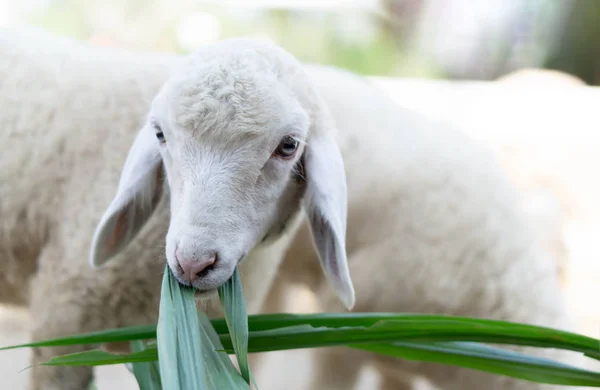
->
[198,253,218,277]
[176,251,218,283]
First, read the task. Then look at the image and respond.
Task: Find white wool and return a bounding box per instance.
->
[0,27,584,390]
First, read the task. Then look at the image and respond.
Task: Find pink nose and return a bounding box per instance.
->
[175,249,217,283]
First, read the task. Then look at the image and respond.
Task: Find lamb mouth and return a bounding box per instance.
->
[192,255,246,299]
[194,288,218,300]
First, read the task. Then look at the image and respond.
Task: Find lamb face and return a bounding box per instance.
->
[150,49,310,294]
[90,39,355,309]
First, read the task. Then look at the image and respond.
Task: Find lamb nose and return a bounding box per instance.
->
[176,249,217,283]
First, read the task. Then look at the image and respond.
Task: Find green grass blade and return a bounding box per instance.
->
[130,340,162,390]
[236,313,600,357]
[157,265,206,389]
[0,324,157,351]
[43,348,158,366]
[13,311,600,387]
[40,339,600,387]
[353,341,600,387]
[7,313,599,359]
[218,267,252,385]
[156,266,182,389]
[157,265,249,390]
[231,319,600,359]
[196,310,251,389]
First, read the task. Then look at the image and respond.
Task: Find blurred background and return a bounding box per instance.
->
[1,0,600,389]
[1,0,599,83]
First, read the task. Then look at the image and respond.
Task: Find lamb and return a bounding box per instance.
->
[0,26,583,390]
[2,27,354,389]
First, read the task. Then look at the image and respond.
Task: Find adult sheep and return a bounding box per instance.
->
[1,27,579,390]
[259,66,585,390]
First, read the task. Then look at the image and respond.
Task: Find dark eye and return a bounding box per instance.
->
[154,124,166,143]
[274,135,299,159]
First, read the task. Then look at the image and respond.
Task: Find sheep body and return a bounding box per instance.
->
[1,28,309,388]
[0,27,583,390]
[265,65,585,389]
[1,27,185,389]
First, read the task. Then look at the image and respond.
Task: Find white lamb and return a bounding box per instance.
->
[0,27,584,390]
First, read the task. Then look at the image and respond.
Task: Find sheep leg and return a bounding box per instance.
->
[246,277,289,375]
[28,291,94,390]
[29,345,92,390]
[374,357,425,390]
[306,346,366,390]
[27,243,163,390]
[257,272,291,315]
[379,376,421,390]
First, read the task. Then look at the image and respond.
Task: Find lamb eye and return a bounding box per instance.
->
[274,136,299,158]
[154,125,166,143]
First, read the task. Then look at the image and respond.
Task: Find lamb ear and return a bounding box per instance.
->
[303,130,355,310]
[90,124,166,267]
